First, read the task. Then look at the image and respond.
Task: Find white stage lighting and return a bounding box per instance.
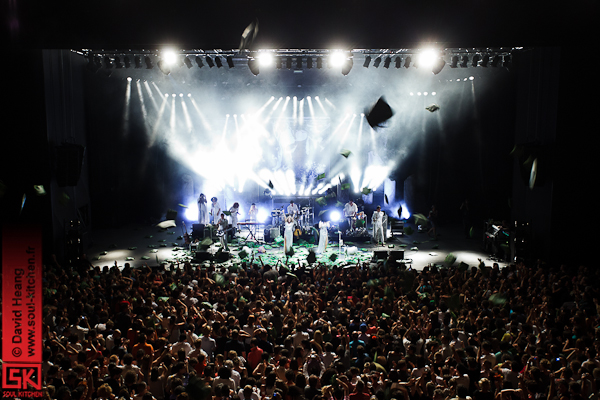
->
[162,49,178,66]
[185,203,199,221]
[257,209,269,223]
[418,49,438,68]
[330,51,345,67]
[330,210,341,222]
[258,52,274,67]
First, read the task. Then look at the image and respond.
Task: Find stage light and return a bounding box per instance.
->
[330,51,345,67]
[471,54,480,67]
[158,60,171,75]
[258,52,274,67]
[134,56,142,69]
[115,56,124,68]
[450,55,459,68]
[316,57,323,69]
[123,56,131,68]
[226,56,234,68]
[214,56,223,68]
[417,92,421,96]
[460,55,468,68]
[424,92,428,96]
[404,56,411,68]
[257,209,269,223]
[286,57,292,69]
[183,56,193,68]
[195,56,204,68]
[296,57,302,69]
[383,56,391,69]
[127,76,132,82]
[490,55,501,67]
[205,56,215,68]
[162,49,178,66]
[418,49,438,68]
[409,92,414,96]
[330,210,341,222]
[395,56,402,68]
[86,54,101,72]
[481,54,490,67]
[432,92,436,96]
[307,57,313,69]
[469,76,474,80]
[103,56,113,69]
[373,56,382,68]
[363,56,372,68]
[503,54,512,68]
[144,56,153,69]
[185,203,199,220]
[341,57,353,76]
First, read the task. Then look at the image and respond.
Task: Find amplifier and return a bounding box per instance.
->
[270,228,280,238]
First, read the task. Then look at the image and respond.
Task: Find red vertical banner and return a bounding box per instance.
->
[2,224,43,391]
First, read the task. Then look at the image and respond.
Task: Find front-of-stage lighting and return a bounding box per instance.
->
[134,56,142,69]
[195,55,204,68]
[307,57,313,69]
[330,51,346,68]
[215,56,223,68]
[503,54,512,68]
[124,56,131,68]
[450,55,459,68]
[226,56,234,68]
[157,60,171,75]
[205,56,215,68]
[162,50,178,66]
[145,56,154,69]
[127,76,132,82]
[258,52,274,67]
[418,49,438,69]
[383,56,391,69]
[296,57,302,69]
[471,54,480,67]
[103,56,113,69]
[373,56,382,68]
[86,55,100,72]
[330,210,341,222]
[114,56,123,68]
[286,57,292,69]
[404,56,412,68]
[316,57,323,69]
[490,55,501,67]
[460,55,468,68]
[184,56,193,68]
[363,55,372,68]
[395,56,402,68]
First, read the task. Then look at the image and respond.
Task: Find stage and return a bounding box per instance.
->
[83,219,509,272]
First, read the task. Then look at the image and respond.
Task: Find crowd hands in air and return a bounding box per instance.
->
[36,253,600,400]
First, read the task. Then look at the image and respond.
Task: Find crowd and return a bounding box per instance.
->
[32,252,600,400]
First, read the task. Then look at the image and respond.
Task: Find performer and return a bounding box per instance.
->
[343,200,358,230]
[427,205,438,240]
[217,213,230,251]
[210,197,221,225]
[287,200,300,220]
[248,203,258,222]
[372,205,385,245]
[316,220,330,254]
[284,215,295,254]
[197,193,209,225]
[229,202,240,231]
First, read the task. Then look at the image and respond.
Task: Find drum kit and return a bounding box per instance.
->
[269,206,314,231]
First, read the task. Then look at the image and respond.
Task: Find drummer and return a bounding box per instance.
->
[343,200,358,230]
[287,200,300,221]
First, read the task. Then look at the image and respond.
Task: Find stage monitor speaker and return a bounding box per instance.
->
[373,250,388,260]
[194,251,212,262]
[192,224,205,240]
[56,144,85,187]
[270,228,280,238]
[389,250,405,261]
[216,251,230,261]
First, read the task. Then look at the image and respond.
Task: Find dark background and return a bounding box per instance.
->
[1,0,597,265]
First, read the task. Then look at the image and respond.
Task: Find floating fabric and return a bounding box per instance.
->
[458,262,469,271]
[413,213,428,226]
[141,256,150,260]
[445,253,457,265]
[125,257,134,261]
[329,253,338,262]
[432,244,439,249]
[318,209,328,216]
[307,250,317,264]
[160,244,168,247]
[365,96,394,128]
[33,185,46,196]
[223,210,232,216]
[268,180,274,189]
[425,104,440,112]
[336,201,345,208]
[214,274,226,287]
[59,192,69,206]
[388,244,394,248]
[341,183,351,190]
[201,237,213,246]
[239,18,259,51]
[489,293,507,305]
[178,203,188,208]
[361,187,372,195]
[157,220,176,229]
[384,194,389,204]
[145,235,153,238]
[167,231,175,235]
[340,149,352,158]
[100,251,108,255]
[93,256,101,261]
[128,247,137,250]
[317,173,326,180]
[286,272,298,280]
[148,245,157,248]
[316,197,327,206]
[403,226,414,235]
[469,226,474,238]
[411,247,418,251]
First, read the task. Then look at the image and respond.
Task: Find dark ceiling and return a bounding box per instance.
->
[4,0,595,50]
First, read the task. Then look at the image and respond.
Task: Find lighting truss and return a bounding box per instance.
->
[76,47,520,76]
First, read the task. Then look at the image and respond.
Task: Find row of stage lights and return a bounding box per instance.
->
[81,47,515,76]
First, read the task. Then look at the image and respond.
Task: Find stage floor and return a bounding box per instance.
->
[84,220,510,272]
